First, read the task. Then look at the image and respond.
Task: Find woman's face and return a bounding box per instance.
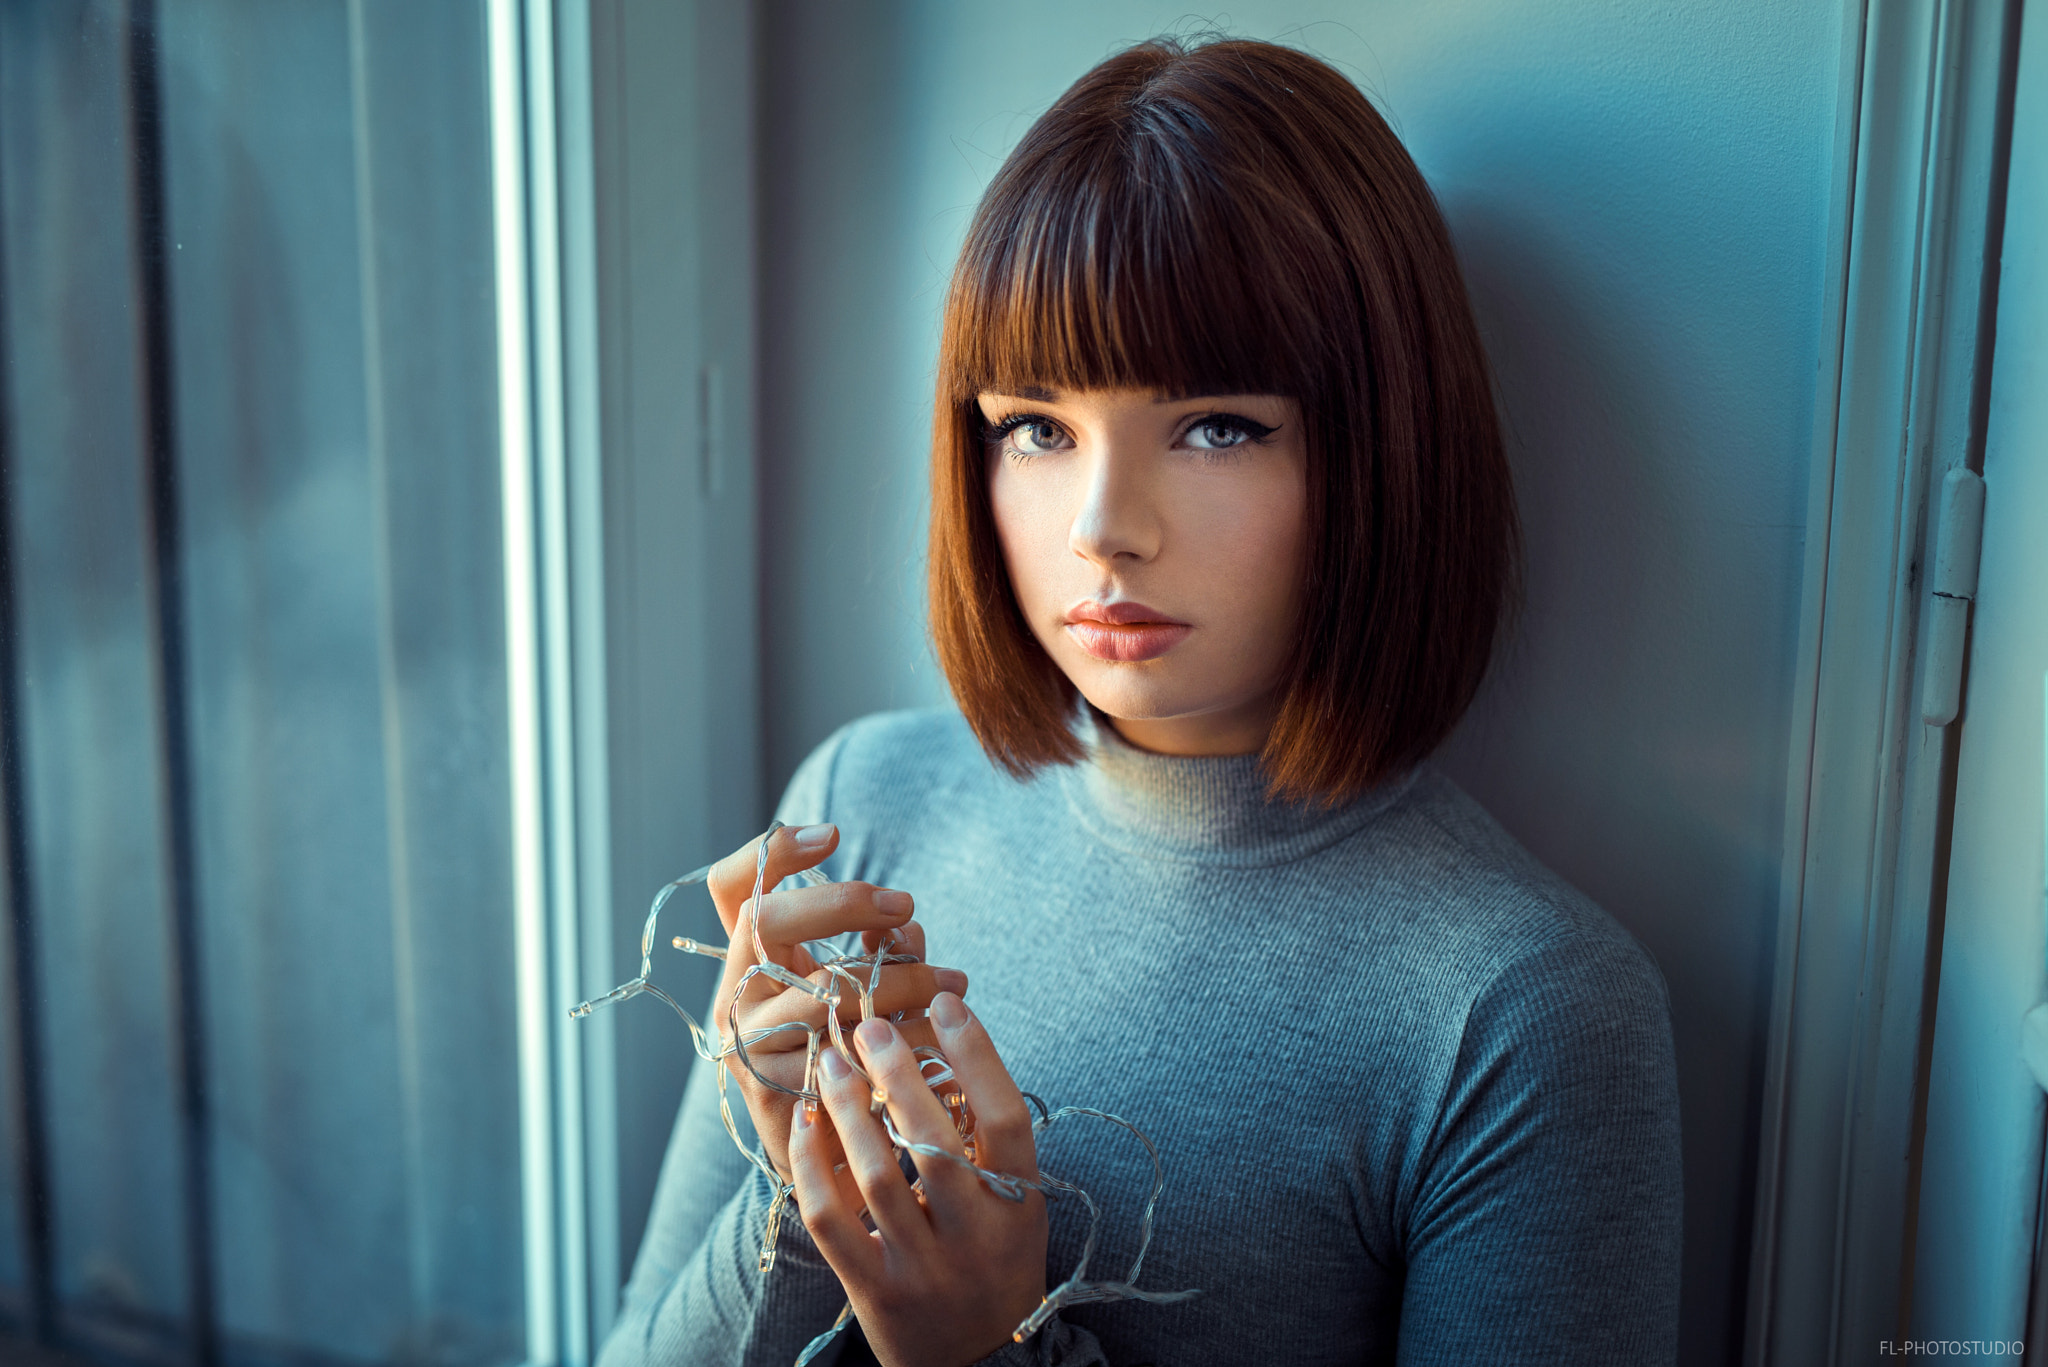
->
[980,386,1308,757]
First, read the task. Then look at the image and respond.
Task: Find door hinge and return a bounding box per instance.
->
[1921,466,1988,726]
[2026,1004,2048,1095]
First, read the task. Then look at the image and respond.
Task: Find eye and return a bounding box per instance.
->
[988,414,1072,457]
[1180,414,1277,452]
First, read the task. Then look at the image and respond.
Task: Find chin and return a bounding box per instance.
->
[1070,674,1211,725]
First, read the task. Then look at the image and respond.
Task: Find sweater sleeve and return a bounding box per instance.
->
[828,1306,1108,1367]
[1395,930,1684,1366]
[965,1320,1109,1367]
[597,731,858,1367]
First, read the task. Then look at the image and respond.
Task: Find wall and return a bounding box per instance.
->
[591,0,766,1308]
[756,2,1846,1359]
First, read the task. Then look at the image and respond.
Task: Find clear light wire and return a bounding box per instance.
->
[570,821,1199,1360]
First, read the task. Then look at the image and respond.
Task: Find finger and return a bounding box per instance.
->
[748,880,914,950]
[738,964,969,1044]
[928,992,1036,1181]
[861,919,925,963]
[717,944,802,1014]
[789,1097,881,1276]
[716,886,893,1015]
[706,824,838,937]
[851,1018,983,1207]
[815,1039,929,1249]
[805,1112,867,1220]
[716,953,962,1066]
[894,1016,943,1062]
[717,884,912,1012]
[718,1033,809,1099]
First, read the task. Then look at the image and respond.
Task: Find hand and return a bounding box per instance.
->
[706,824,967,1179]
[789,993,1047,1367]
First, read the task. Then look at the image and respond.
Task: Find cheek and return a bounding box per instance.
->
[987,461,1059,610]
[1189,479,1307,618]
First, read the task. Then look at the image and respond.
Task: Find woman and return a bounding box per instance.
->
[601,35,1682,1367]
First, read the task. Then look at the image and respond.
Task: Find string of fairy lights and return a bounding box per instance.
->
[570,821,1196,1364]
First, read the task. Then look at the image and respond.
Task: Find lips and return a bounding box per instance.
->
[1063,600,1191,662]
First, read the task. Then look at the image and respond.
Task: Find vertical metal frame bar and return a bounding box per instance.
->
[554,0,623,1343]
[0,104,55,1346]
[2034,670,2048,1361]
[127,2,218,1362]
[492,0,617,1360]
[488,3,560,1357]
[527,2,594,1357]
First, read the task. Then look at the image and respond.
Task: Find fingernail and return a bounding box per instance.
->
[794,1101,813,1129]
[931,991,967,1030]
[819,1046,850,1081]
[856,1018,894,1052]
[873,888,911,918]
[794,824,835,848]
[934,968,968,996]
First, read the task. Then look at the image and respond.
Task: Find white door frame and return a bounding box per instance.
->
[1748,0,2025,1361]
[1911,0,2048,1346]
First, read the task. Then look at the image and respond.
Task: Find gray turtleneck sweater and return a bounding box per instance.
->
[599,708,1683,1367]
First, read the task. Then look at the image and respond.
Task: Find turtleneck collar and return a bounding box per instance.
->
[1056,706,1419,868]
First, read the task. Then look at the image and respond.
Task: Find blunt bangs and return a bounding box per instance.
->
[929,37,1519,804]
[949,108,1344,407]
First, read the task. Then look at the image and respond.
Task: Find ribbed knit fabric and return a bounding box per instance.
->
[598,707,1683,1367]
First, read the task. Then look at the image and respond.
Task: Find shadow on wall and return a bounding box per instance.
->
[1439,193,1792,1360]
[757,0,950,795]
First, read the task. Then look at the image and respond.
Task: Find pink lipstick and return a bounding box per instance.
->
[1063,600,1192,662]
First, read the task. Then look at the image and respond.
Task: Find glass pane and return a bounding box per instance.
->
[0,1,526,1360]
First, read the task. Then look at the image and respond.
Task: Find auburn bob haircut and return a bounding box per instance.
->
[928,37,1518,805]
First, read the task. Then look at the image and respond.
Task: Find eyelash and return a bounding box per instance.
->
[981,412,1279,460]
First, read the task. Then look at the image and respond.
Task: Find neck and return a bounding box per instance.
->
[1061,707,1418,867]
[1098,691,1282,757]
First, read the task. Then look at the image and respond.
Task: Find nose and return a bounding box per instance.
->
[1067,443,1161,567]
